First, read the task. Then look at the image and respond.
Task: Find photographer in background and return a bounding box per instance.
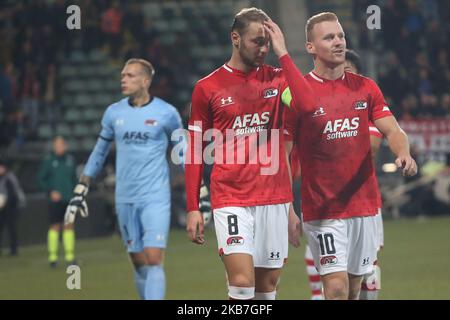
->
[0,156,26,257]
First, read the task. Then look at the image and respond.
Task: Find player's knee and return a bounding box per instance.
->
[144,249,164,265]
[228,286,255,300]
[327,285,348,300]
[324,279,348,300]
[255,275,279,292]
[129,252,147,267]
[228,274,254,289]
[145,254,163,265]
[63,223,74,230]
[49,224,61,232]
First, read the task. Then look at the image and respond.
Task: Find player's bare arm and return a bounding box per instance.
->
[374,116,418,177]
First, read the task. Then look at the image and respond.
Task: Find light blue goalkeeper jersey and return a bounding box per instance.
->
[84,97,185,204]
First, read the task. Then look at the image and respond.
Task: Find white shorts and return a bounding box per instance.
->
[375,209,384,250]
[303,215,378,276]
[213,203,289,268]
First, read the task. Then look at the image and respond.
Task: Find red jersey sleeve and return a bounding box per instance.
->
[279,54,317,114]
[185,83,211,212]
[368,79,392,121]
[283,101,298,142]
[188,83,212,132]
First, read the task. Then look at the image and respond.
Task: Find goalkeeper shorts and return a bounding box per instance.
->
[116,201,171,252]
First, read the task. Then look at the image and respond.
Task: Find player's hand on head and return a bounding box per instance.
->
[395,155,418,177]
[288,204,301,248]
[186,210,205,245]
[263,19,288,58]
[64,183,89,225]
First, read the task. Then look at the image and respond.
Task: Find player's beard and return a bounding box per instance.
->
[239,43,265,68]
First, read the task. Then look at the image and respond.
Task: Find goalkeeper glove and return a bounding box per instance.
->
[64,183,89,224]
[199,183,212,226]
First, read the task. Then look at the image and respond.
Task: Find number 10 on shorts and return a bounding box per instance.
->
[317,233,336,255]
[228,214,239,235]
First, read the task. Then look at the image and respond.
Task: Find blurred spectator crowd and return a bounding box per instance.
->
[353,0,449,119]
[0,0,220,150]
[0,0,447,152]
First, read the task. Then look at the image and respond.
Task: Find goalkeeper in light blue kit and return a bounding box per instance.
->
[64,58,186,300]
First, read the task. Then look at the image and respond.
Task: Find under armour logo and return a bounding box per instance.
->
[220,97,234,106]
[312,107,326,117]
[269,251,280,260]
[362,257,370,266]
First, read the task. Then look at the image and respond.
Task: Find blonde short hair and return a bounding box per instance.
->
[305,12,338,42]
[125,58,155,79]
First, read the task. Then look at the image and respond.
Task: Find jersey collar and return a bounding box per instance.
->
[223,63,260,78]
[309,71,346,83]
[127,96,154,108]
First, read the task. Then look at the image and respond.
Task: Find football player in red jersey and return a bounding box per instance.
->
[185,8,313,300]
[265,13,417,299]
[293,49,384,300]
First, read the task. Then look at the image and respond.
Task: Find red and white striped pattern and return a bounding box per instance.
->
[305,245,323,299]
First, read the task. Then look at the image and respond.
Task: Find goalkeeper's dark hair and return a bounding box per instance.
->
[231,7,270,35]
[345,49,362,74]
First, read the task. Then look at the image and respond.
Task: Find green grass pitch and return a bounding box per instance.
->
[1,216,450,299]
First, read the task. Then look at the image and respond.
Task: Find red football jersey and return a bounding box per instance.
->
[286,71,392,221]
[185,63,295,211]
